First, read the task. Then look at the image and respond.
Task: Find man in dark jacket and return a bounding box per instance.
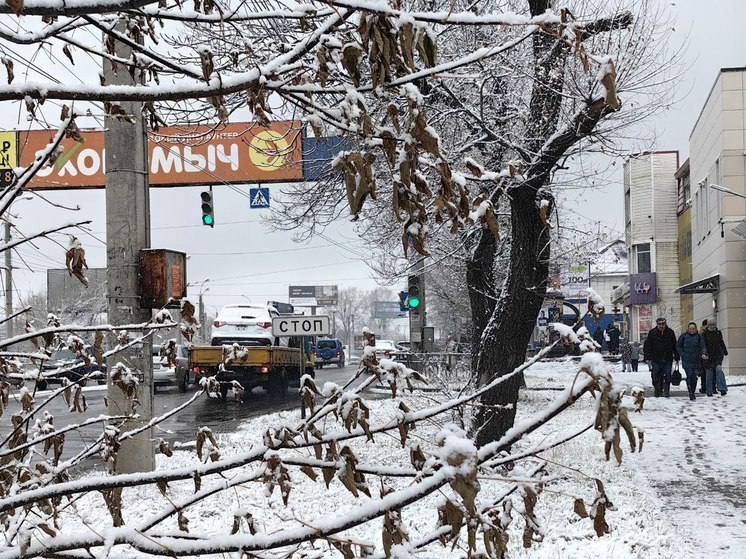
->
[606,323,621,354]
[702,318,728,396]
[643,317,680,397]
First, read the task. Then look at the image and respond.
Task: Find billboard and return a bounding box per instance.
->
[289,285,338,307]
[47,268,108,316]
[560,263,590,297]
[373,301,407,319]
[17,121,303,189]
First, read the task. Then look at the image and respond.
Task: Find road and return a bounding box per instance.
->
[1,363,361,472]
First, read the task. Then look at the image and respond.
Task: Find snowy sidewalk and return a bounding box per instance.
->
[628,381,746,558]
[531,361,746,558]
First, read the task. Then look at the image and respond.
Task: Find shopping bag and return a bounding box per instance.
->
[671,364,682,386]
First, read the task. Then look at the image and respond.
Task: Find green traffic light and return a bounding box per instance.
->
[202,214,214,226]
[408,296,420,309]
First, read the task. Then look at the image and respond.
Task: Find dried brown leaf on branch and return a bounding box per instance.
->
[101,488,124,527]
[65,236,89,288]
[1,57,13,84]
[5,0,23,16]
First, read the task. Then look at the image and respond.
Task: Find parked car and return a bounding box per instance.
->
[315,338,345,368]
[374,339,401,360]
[211,304,286,347]
[395,341,411,352]
[153,350,176,391]
[38,346,104,390]
[152,344,194,392]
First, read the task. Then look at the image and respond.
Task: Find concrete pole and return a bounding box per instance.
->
[4,219,12,339]
[104,21,154,472]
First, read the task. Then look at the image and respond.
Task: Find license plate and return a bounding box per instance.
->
[236,325,246,331]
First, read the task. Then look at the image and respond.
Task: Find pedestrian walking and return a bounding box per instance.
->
[702,318,729,397]
[593,327,604,351]
[620,338,632,372]
[698,319,712,393]
[643,317,680,397]
[630,341,641,372]
[606,323,621,355]
[676,322,708,401]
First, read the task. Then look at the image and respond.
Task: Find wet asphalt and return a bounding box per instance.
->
[1,363,360,472]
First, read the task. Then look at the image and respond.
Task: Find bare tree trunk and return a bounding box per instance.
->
[466,229,497,371]
[474,188,552,447]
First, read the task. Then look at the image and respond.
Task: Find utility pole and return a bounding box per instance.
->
[4,219,12,339]
[104,20,154,472]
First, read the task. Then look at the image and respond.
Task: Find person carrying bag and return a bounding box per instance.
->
[677,321,708,401]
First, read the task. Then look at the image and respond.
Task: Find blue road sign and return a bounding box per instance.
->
[249,187,270,208]
[373,301,407,319]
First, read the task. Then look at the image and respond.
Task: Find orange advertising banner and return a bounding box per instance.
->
[17,121,304,189]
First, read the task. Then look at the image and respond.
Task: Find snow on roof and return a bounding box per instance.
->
[593,239,627,276]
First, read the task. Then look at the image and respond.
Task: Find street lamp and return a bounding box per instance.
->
[187,279,210,341]
[709,184,746,200]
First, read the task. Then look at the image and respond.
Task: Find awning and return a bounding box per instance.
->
[733,218,746,239]
[675,274,720,294]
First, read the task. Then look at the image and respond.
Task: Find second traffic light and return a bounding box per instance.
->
[407,275,421,310]
[200,190,214,227]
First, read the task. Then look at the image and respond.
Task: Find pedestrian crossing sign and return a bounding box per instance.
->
[249,187,270,209]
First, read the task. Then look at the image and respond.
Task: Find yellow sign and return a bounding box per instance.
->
[0,131,16,186]
[248,130,294,171]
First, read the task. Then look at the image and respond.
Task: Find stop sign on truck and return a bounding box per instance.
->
[272,315,331,337]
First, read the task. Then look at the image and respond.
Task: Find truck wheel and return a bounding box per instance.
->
[338,360,345,368]
[177,372,188,393]
[219,383,230,401]
[269,372,288,400]
[36,379,48,391]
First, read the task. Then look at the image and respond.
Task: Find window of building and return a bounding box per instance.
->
[635,243,651,273]
[625,189,631,225]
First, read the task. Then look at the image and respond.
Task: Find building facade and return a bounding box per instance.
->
[685,67,746,376]
[676,159,694,332]
[616,151,682,342]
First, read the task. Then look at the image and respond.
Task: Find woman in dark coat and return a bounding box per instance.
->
[702,318,729,396]
[676,322,708,401]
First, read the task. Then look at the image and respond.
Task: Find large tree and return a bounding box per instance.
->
[270,0,676,445]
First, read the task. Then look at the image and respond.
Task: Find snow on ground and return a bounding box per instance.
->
[44,359,746,558]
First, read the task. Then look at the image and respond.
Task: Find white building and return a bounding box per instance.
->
[590,239,628,306]
[616,151,682,342]
[685,67,746,376]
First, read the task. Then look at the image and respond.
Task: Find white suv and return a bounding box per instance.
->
[211,304,286,347]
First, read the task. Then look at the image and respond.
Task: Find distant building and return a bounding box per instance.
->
[675,159,694,332]
[682,67,746,376]
[614,151,681,342]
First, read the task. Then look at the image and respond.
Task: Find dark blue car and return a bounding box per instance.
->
[38,347,104,390]
[315,338,345,368]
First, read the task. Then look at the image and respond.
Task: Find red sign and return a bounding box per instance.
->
[17,121,303,189]
[171,265,182,299]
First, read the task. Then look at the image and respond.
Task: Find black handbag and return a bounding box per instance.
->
[671,364,682,386]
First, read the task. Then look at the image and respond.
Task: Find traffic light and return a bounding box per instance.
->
[200,190,214,227]
[398,291,408,312]
[407,275,421,310]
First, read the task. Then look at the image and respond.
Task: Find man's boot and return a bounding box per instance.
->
[663,382,670,398]
[654,383,661,397]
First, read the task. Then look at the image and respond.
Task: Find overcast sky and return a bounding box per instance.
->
[563,0,746,234]
[5,0,746,316]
